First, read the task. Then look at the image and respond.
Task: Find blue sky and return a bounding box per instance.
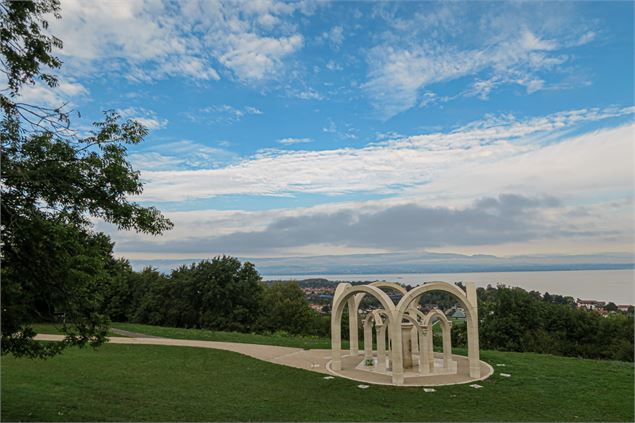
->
[26,1,634,265]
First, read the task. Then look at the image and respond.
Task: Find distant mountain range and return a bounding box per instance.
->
[128,251,634,275]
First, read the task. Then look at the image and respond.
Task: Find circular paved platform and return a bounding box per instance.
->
[326,352,493,386]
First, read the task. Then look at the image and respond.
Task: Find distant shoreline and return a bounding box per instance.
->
[262,268,635,304]
[262,263,634,277]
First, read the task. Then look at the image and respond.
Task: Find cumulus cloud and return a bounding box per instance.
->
[317,26,344,50]
[49,0,309,83]
[16,78,88,109]
[118,107,167,130]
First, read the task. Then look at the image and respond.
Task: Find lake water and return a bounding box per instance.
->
[263,269,635,304]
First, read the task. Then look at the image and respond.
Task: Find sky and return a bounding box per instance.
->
[29,0,635,269]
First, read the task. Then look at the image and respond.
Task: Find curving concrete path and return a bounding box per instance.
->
[34,334,492,386]
[35,334,332,375]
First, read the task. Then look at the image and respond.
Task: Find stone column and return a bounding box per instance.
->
[390,317,404,385]
[428,323,435,373]
[347,297,359,355]
[408,310,419,353]
[401,323,413,369]
[467,282,481,378]
[376,324,387,371]
[331,308,342,371]
[363,320,373,362]
[419,327,430,375]
[442,321,452,369]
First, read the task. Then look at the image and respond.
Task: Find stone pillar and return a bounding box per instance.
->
[442,322,452,369]
[401,323,413,369]
[390,317,404,385]
[363,320,373,362]
[428,323,435,373]
[408,309,419,353]
[418,328,430,375]
[467,282,481,378]
[376,324,386,371]
[347,297,359,355]
[331,307,342,371]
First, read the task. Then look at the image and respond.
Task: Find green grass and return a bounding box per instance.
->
[2,342,632,421]
[110,322,342,349]
[30,323,123,337]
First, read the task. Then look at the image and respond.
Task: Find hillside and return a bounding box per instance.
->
[2,330,633,422]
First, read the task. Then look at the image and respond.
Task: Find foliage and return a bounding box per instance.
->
[0,0,172,358]
[474,285,634,362]
[115,257,265,332]
[258,281,322,335]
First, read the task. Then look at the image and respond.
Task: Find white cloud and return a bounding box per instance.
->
[118,107,167,130]
[325,60,342,71]
[183,104,263,125]
[277,137,312,145]
[364,3,598,119]
[16,78,88,108]
[131,140,238,171]
[219,33,303,81]
[50,0,309,83]
[136,106,634,202]
[365,29,573,119]
[318,26,344,50]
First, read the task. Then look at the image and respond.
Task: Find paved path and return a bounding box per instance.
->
[110,328,164,338]
[34,334,332,375]
[34,334,493,386]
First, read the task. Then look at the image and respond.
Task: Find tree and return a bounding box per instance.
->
[258,281,315,335]
[604,302,618,312]
[1,0,172,358]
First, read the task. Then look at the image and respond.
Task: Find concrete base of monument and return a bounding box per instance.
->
[326,352,493,387]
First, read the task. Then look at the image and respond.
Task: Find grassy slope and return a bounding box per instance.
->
[31,323,123,337]
[2,342,633,422]
[111,322,342,349]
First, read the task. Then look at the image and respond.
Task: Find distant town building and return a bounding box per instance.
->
[617,304,632,312]
[309,303,324,313]
[576,299,606,310]
[445,307,466,320]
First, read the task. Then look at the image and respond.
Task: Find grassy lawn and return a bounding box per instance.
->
[2,342,633,421]
[31,323,123,337]
[110,322,342,349]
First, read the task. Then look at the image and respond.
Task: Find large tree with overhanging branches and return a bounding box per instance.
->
[1,0,173,358]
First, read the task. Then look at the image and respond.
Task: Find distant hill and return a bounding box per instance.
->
[128,251,634,275]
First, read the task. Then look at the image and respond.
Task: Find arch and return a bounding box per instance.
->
[370,281,408,295]
[349,282,412,356]
[421,307,451,327]
[331,284,402,383]
[397,282,480,378]
[422,308,453,370]
[362,309,386,362]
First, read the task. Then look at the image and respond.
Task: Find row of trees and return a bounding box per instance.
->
[101,261,632,362]
[450,285,634,362]
[101,257,330,337]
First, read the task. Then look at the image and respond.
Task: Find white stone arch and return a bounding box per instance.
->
[422,308,453,371]
[363,308,392,371]
[331,284,403,384]
[397,282,480,378]
[362,309,385,362]
[348,282,411,356]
